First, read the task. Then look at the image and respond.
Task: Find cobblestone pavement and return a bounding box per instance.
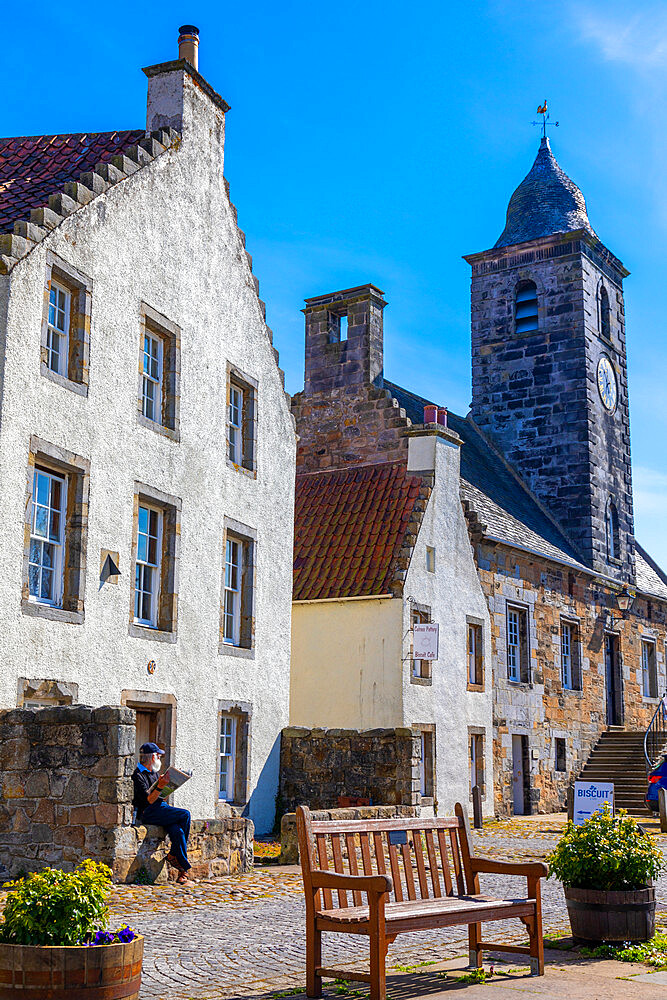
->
[103,815,667,1000]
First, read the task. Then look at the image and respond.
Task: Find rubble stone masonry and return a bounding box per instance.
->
[477,543,667,816]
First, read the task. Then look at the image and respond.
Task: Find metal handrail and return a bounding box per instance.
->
[644,689,667,768]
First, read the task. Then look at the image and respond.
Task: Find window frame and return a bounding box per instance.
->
[506,603,529,683]
[46,281,70,377]
[514,280,539,335]
[469,730,485,797]
[219,519,256,656]
[555,737,567,772]
[28,467,67,608]
[134,504,163,628]
[137,303,181,441]
[642,639,658,699]
[215,700,252,812]
[226,364,258,476]
[467,620,484,689]
[128,483,181,643]
[218,713,237,801]
[412,724,435,803]
[425,546,436,573]
[141,331,164,425]
[410,604,432,684]
[560,618,582,692]
[22,438,90,625]
[40,252,92,395]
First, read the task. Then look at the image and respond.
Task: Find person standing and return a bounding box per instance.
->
[131,742,193,884]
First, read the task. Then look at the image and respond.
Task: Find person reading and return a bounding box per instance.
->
[131,742,193,884]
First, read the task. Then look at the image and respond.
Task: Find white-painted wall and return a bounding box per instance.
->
[404,430,494,817]
[0,65,295,834]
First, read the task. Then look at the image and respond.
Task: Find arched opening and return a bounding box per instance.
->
[515,281,538,334]
[606,499,620,562]
[599,284,611,340]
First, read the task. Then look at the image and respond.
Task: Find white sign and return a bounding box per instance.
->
[413,623,439,660]
[573,781,614,826]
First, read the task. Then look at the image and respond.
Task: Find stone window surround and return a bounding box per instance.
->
[215,699,252,815]
[412,722,436,807]
[120,690,178,768]
[559,614,583,694]
[128,482,181,644]
[506,600,531,685]
[226,363,258,478]
[554,736,567,772]
[22,437,90,625]
[219,517,256,658]
[466,615,485,691]
[467,725,486,801]
[137,302,181,442]
[409,600,432,686]
[17,678,79,707]
[41,251,92,397]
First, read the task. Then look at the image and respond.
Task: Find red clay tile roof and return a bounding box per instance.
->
[0,130,145,233]
[293,462,424,601]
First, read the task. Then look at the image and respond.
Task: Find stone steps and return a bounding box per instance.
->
[578,730,649,813]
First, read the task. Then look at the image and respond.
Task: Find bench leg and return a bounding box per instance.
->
[306,921,322,998]
[369,905,387,1000]
[468,922,482,969]
[528,879,545,976]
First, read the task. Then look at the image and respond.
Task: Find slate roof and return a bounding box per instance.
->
[635,545,667,602]
[0,130,145,234]
[494,137,597,249]
[293,462,424,601]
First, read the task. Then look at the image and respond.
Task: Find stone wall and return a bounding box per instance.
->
[280,805,419,864]
[279,727,420,817]
[0,704,253,881]
[475,543,667,816]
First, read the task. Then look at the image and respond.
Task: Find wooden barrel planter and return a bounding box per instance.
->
[565,886,656,943]
[0,935,143,999]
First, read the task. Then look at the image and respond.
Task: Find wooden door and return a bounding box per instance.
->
[135,710,158,756]
[512,735,524,815]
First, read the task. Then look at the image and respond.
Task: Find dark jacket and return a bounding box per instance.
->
[132,765,154,818]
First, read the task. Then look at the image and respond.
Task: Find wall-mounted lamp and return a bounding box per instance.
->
[606,583,635,630]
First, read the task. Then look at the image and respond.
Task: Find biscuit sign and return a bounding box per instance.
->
[573,781,614,826]
[413,623,439,660]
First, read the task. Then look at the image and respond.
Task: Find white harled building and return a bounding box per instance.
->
[0,27,295,834]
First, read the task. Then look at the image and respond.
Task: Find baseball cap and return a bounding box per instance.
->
[139,742,165,755]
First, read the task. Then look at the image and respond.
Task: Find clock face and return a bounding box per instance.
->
[597,356,618,413]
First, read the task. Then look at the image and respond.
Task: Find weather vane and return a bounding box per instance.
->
[531,100,559,139]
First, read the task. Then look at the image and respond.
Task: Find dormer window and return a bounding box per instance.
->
[606,499,620,562]
[598,284,611,340]
[515,281,538,334]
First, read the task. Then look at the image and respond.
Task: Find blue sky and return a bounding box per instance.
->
[6,1,667,567]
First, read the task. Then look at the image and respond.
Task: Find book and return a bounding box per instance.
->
[148,765,193,800]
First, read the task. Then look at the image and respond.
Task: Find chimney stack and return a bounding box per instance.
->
[178,24,199,70]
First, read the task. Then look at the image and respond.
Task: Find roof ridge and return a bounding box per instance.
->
[296,459,411,479]
[0,128,180,273]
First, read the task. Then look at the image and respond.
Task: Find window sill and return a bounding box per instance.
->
[128,622,177,644]
[563,687,583,696]
[22,599,84,625]
[40,363,89,397]
[218,642,255,659]
[420,796,434,807]
[137,412,180,443]
[467,682,485,693]
[607,556,623,567]
[410,675,432,686]
[226,458,257,480]
[506,679,532,687]
[643,695,660,704]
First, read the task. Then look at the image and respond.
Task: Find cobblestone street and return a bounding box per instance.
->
[103,816,667,999]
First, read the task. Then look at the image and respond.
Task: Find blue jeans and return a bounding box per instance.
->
[141,802,191,871]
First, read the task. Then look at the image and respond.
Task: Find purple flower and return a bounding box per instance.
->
[117,926,135,943]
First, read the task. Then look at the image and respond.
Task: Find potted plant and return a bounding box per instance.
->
[548,805,663,943]
[0,860,143,998]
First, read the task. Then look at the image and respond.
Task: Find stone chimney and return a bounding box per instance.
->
[143,25,229,150]
[302,285,386,396]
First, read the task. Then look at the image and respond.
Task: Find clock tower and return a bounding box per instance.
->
[464,137,634,581]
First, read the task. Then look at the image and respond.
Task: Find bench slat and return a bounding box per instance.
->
[345,833,363,906]
[386,833,403,902]
[424,828,441,898]
[316,833,334,910]
[373,832,386,879]
[413,830,429,898]
[401,840,417,900]
[360,832,373,876]
[449,828,465,895]
[331,833,348,907]
[311,817,461,834]
[437,828,454,896]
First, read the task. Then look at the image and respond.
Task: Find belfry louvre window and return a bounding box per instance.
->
[642,640,658,699]
[606,500,620,562]
[47,283,70,376]
[29,469,66,606]
[507,604,529,682]
[515,282,538,334]
[599,284,611,340]
[135,505,162,627]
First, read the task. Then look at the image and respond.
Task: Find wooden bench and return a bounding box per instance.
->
[296,803,547,1000]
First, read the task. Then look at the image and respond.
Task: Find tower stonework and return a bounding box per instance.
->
[465,138,634,581]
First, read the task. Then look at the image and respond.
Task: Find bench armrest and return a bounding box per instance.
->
[470,858,548,879]
[310,869,393,894]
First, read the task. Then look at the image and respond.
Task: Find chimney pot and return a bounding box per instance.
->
[423,405,438,424]
[178,24,200,70]
[437,407,448,427]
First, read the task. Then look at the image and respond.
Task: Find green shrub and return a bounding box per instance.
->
[0,860,111,946]
[547,805,663,891]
